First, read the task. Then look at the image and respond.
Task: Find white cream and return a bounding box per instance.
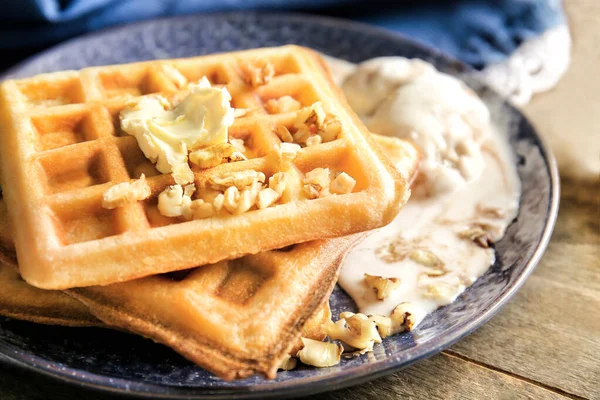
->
[325,56,521,328]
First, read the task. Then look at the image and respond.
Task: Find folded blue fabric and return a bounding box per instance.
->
[0,0,565,68]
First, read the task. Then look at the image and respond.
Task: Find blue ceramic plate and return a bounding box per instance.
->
[0,12,559,399]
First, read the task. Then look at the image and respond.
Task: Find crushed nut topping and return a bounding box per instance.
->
[278,354,298,371]
[189,143,235,169]
[457,223,495,248]
[241,60,275,87]
[324,312,382,352]
[102,174,151,209]
[269,172,288,196]
[157,184,195,218]
[303,168,331,199]
[257,188,280,209]
[274,125,294,143]
[172,163,194,185]
[390,303,416,333]
[476,204,506,219]
[330,172,356,195]
[230,138,246,153]
[422,280,464,303]
[209,170,265,191]
[291,102,343,146]
[265,96,302,114]
[409,249,444,268]
[296,338,342,368]
[363,274,401,300]
[305,135,322,147]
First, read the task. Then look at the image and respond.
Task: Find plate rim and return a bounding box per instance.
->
[0,10,560,399]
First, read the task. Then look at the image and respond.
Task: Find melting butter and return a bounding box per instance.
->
[120,77,234,174]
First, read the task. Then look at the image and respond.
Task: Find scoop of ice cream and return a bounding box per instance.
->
[342,57,434,118]
[342,57,490,197]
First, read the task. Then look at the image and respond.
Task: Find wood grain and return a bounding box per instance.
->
[314,353,569,400]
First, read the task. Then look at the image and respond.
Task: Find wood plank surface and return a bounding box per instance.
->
[315,353,570,400]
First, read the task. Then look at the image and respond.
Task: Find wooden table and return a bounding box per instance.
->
[1,1,598,399]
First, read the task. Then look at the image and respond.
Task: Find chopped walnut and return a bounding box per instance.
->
[330,172,356,195]
[296,338,342,368]
[423,281,464,303]
[303,168,331,199]
[278,354,298,371]
[172,163,194,185]
[409,249,444,268]
[295,102,326,128]
[390,303,416,333]
[363,274,401,300]
[230,138,246,153]
[324,312,381,351]
[367,314,393,338]
[209,170,265,191]
[157,184,195,218]
[305,135,322,147]
[222,185,255,215]
[290,102,342,146]
[458,224,494,248]
[189,143,235,169]
[265,96,302,114]
[274,125,294,143]
[319,115,342,142]
[476,204,506,219]
[213,193,224,212]
[269,172,288,196]
[102,174,151,209]
[279,142,301,170]
[241,60,275,87]
[257,188,280,209]
[184,199,214,220]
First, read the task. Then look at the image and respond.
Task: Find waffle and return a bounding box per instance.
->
[0,45,409,290]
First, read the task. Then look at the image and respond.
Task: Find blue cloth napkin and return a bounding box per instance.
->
[0,0,565,68]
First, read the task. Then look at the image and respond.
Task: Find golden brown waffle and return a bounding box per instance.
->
[0,262,100,326]
[0,45,409,290]
[0,133,419,379]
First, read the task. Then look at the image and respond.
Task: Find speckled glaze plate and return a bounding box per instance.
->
[0,12,558,399]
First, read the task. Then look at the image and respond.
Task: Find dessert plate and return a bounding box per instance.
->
[0,12,559,399]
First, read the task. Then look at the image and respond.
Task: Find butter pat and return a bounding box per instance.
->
[120,77,235,174]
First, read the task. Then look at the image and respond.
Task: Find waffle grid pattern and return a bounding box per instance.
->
[0,46,406,289]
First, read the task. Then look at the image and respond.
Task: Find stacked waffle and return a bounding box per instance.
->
[0,46,419,380]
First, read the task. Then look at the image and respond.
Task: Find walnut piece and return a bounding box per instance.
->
[330,172,356,195]
[274,125,294,143]
[363,274,401,300]
[265,96,302,114]
[189,143,235,169]
[102,174,151,209]
[324,312,382,351]
[409,249,444,268]
[278,354,298,371]
[296,338,342,368]
[157,184,195,218]
[172,163,194,185]
[241,60,275,87]
[292,102,342,146]
[390,303,416,333]
[209,170,265,191]
[458,224,494,248]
